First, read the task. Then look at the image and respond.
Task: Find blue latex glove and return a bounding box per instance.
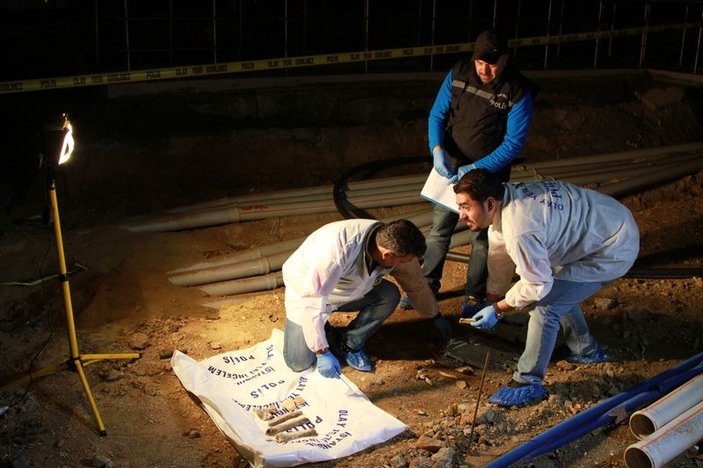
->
[432,315,452,344]
[316,351,341,378]
[470,304,499,329]
[448,163,476,184]
[432,147,456,179]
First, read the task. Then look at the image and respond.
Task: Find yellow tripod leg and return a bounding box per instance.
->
[72,358,107,436]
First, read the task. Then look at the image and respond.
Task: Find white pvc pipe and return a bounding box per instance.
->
[125,189,427,232]
[168,208,434,276]
[200,271,284,296]
[158,173,429,214]
[126,144,703,233]
[167,238,303,275]
[183,214,439,289]
[525,151,703,177]
[598,159,703,197]
[560,156,703,186]
[534,151,703,179]
[517,141,703,170]
[624,400,703,468]
[629,373,703,439]
[168,251,291,286]
[198,228,471,296]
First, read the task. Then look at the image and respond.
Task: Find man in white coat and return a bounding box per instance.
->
[282,219,452,379]
[453,169,639,406]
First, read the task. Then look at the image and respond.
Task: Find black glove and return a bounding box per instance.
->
[432,315,452,344]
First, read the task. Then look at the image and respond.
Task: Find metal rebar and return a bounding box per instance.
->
[468,350,491,452]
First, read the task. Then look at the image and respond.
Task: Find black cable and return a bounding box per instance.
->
[447,252,703,279]
[2,169,59,411]
[332,156,429,219]
[622,267,703,279]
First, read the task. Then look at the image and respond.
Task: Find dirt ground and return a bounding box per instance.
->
[1,70,703,467]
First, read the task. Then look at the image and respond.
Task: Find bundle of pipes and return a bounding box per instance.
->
[624,373,703,468]
[148,143,703,299]
[486,352,703,467]
[123,173,429,232]
[123,142,703,233]
[167,208,471,299]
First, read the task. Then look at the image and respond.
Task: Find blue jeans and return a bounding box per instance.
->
[513,279,606,385]
[283,279,400,372]
[422,203,487,297]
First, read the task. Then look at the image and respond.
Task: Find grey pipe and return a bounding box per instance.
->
[130,143,703,233]
[198,228,471,297]
[200,271,284,296]
[125,190,426,232]
[167,237,303,275]
[159,173,429,215]
[174,211,439,289]
[532,151,703,177]
[532,150,702,175]
[515,142,703,171]
[169,208,434,278]
[561,157,703,186]
[169,251,291,287]
[598,159,703,197]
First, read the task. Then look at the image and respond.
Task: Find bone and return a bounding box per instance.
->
[265,416,310,435]
[275,428,318,443]
[266,410,303,427]
[280,399,297,411]
[292,396,306,407]
[254,404,279,420]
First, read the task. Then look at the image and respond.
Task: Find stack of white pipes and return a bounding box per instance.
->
[166,207,471,299]
[123,142,703,233]
[138,143,703,299]
[624,373,703,468]
[124,173,430,233]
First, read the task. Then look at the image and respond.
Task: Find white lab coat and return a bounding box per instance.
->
[282,219,438,353]
[487,181,640,309]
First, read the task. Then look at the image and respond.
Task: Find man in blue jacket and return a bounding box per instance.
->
[400,29,538,316]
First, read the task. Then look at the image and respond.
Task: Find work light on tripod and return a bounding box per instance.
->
[0,114,140,436]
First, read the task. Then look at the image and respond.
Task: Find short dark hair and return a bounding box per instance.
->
[375,219,426,257]
[453,169,505,203]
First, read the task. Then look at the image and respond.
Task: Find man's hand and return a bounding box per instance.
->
[432,315,452,343]
[316,351,341,378]
[432,147,456,179]
[470,304,499,329]
[448,163,476,184]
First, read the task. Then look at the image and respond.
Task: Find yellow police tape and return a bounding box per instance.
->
[0,23,694,95]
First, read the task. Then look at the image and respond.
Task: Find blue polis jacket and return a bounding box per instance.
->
[428,60,536,174]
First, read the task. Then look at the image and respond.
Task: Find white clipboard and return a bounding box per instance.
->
[420,167,460,213]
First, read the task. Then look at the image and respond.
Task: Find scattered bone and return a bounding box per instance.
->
[267,410,303,427]
[275,428,318,443]
[458,318,476,325]
[292,396,306,407]
[266,416,310,435]
[280,396,307,411]
[254,404,279,421]
[280,399,297,411]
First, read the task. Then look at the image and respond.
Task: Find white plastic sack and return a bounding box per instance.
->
[171,329,407,467]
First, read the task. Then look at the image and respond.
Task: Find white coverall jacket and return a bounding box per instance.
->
[487,181,640,309]
[282,219,439,353]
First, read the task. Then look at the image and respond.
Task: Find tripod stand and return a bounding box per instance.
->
[0,117,140,435]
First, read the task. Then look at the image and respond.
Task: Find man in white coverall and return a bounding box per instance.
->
[453,169,639,406]
[282,219,452,379]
